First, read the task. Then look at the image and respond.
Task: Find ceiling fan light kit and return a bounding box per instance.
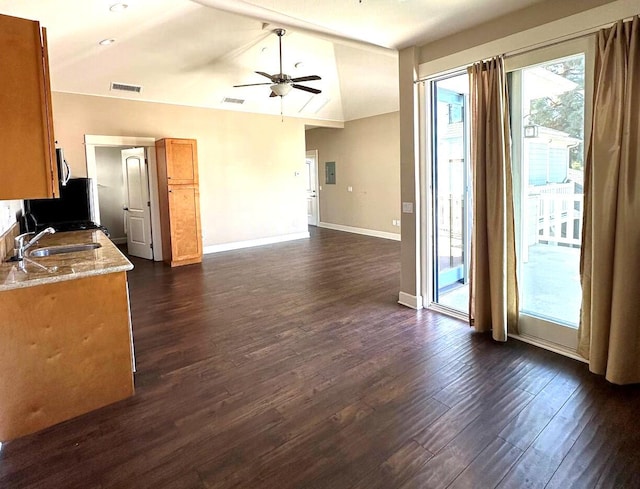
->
[233,28,322,98]
[271,83,292,96]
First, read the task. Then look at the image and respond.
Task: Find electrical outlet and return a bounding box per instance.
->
[347,186,353,192]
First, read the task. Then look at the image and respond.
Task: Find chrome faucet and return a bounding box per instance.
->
[14,227,56,261]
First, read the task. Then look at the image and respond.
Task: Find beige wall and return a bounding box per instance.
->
[305,111,400,234]
[52,92,309,247]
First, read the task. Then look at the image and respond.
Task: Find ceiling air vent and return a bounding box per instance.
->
[222,97,245,105]
[110,82,143,93]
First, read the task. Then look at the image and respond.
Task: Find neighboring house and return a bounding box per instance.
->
[524,126,579,186]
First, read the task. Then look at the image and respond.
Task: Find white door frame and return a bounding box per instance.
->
[306,149,320,226]
[85,135,163,261]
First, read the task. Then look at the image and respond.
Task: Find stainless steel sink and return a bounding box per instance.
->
[28,243,102,257]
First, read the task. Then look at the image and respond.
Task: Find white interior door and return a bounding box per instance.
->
[122,148,153,259]
[305,150,319,226]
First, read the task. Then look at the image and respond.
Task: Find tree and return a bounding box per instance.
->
[528,57,585,169]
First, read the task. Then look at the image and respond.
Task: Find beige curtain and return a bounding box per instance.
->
[467,57,519,342]
[579,16,640,385]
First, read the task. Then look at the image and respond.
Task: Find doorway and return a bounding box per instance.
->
[85,135,162,261]
[94,146,127,245]
[430,72,471,314]
[305,150,319,226]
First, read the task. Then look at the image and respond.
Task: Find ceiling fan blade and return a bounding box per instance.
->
[270,91,278,97]
[290,75,321,83]
[292,84,321,95]
[255,71,275,81]
[233,82,272,87]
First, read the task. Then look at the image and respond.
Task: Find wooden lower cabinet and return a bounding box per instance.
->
[167,185,202,266]
[0,272,134,441]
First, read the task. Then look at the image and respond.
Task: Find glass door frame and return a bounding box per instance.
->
[432,85,470,293]
[423,69,472,317]
[505,36,595,352]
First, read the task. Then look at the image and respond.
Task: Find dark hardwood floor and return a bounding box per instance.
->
[2,227,640,488]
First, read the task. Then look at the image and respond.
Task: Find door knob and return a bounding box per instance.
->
[123,206,129,211]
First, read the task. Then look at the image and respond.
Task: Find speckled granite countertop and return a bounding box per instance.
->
[0,230,133,291]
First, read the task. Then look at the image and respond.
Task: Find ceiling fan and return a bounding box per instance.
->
[233,29,322,98]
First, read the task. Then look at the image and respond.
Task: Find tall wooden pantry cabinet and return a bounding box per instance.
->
[155,138,203,267]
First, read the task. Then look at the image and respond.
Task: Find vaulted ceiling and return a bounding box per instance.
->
[0,0,548,122]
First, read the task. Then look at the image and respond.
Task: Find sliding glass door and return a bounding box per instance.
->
[425,41,590,340]
[431,73,471,313]
[508,40,591,349]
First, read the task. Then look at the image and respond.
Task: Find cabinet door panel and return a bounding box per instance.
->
[168,185,202,263]
[0,14,57,199]
[0,272,133,441]
[166,139,198,184]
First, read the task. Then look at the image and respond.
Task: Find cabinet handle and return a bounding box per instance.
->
[169,190,172,193]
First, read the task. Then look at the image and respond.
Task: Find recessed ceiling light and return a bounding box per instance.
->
[109,3,128,12]
[294,62,304,69]
[99,38,115,46]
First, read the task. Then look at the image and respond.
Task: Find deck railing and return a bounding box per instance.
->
[536,193,583,246]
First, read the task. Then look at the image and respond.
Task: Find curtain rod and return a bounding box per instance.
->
[415,15,636,84]
[414,26,597,84]
[504,24,601,59]
[507,14,637,58]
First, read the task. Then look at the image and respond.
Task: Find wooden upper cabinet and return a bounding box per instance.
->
[165,138,199,185]
[0,13,58,200]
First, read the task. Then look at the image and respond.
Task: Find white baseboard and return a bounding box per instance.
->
[318,222,400,241]
[398,291,424,310]
[203,232,310,254]
[111,237,127,245]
